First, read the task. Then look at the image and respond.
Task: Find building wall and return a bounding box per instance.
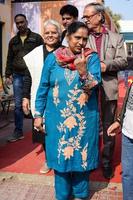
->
[11,0,104,36]
[0,0,11,74]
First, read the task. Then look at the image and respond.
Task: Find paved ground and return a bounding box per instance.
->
[0,172,123,200]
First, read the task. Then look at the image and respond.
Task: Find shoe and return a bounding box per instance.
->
[7,132,24,142]
[102,166,114,179]
[40,162,51,174]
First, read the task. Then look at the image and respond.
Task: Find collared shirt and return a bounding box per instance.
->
[91,26,107,57]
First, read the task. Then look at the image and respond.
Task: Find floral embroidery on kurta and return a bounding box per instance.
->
[64,68,77,85]
[63,146,74,159]
[53,80,60,106]
[57,84,88,169]
[64,116,78,131]
[77,93,89,108]
[81,144,88,169]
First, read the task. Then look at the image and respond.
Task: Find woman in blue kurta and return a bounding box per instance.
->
[34,22,101,200]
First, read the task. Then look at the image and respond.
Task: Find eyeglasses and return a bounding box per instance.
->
[82,13,98,22]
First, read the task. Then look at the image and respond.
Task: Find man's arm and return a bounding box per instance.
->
[22,68,32,115]
[107,121,121,136]
[5,41,14,78]
[107,83,133,136]
[23,68,32,99]
[104,34,128,72]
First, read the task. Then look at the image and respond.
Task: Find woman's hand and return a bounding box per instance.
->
[100,61,107,72]
[22,98,30,115]
[107,121,121,136]
[5,75,13,85]
[74,48,87,76]
[34,117,44,132]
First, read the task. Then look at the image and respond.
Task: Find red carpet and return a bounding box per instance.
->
[0,132,122,183]
[0,134,45,174]
[0,79,130,183]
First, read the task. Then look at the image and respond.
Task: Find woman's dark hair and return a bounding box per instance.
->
[14,14,27,21]
[67,21,89,36]
[60,4,78,18]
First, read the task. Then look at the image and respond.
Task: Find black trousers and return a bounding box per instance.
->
[101,98,117,168]
[32,119,45,146]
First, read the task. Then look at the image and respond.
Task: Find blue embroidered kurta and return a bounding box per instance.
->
[35,52,101,172]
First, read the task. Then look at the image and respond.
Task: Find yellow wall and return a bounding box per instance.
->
[0,0,11,74]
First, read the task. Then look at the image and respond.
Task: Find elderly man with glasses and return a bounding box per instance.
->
[83,2,127,179]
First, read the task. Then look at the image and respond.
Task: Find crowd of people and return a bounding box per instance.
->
[4,2,132,200]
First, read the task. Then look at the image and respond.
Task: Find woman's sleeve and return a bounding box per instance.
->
[80,53,101,91]
[88,52,101,84]
[34,53,55,117]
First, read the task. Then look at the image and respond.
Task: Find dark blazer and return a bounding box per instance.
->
[5,29,44,77]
